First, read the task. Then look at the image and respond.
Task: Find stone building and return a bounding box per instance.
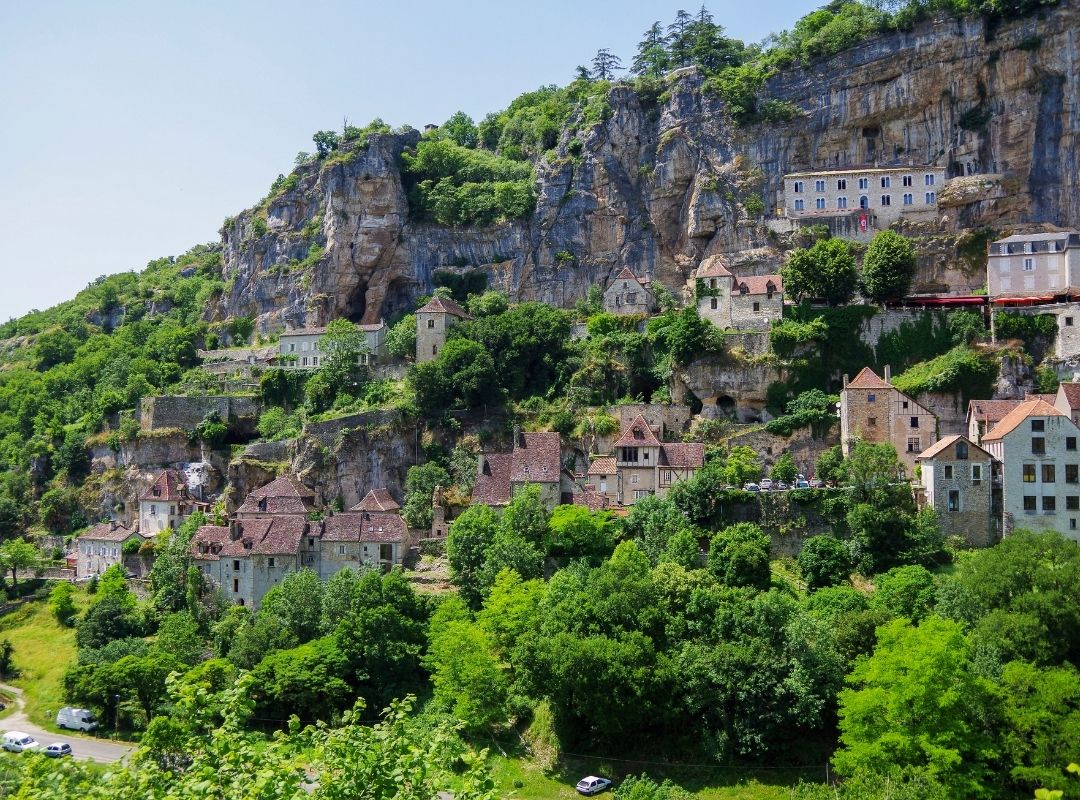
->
[75,521,147,579]
[967,399,1022,445]
[981,398,1080,541]
[1054,381,1080,426]
[319,506,408,578]
[986,231,1080,300]
[278,322,388,369]
[138,470,195,536]
[610,415,703,505]
[695,256,784,331]
[916,434,998,547]
[839,366,939,475]
[473,432,563,510]
[780,165,946,236]
[603,268,652,316]
[234,475,316,520]
[583,455,617,505]
[415,297,471,363]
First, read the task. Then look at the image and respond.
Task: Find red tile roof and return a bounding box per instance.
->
[1029,393,1057,405]
[416,296,471,318]
[1059,383,1080,410]
[967,399,1022,424]
[660,442,705,469]
[846,367,891,390]
[614,415,661,448]
[473,453,513,506]
[239,515,310,556]
[236,475,316,516]
[916,434,992,461]
[351,488,401,512]
[573,486,611,512]
[982,398,1065,441]
[139,470,186,503]
[323,511,407,543]
[587,455,616,475]
[77,521,138,543]
[696,256,734,279]
[736,274,783,295]
[190,525,231,560]
[510,432,562,484]
[613,267,647,284]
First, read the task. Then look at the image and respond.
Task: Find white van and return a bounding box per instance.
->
[2,731,41,752]
[56,707,98,732]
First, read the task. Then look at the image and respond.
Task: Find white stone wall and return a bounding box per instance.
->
[782,167,946,226]
[998,414,1080,543]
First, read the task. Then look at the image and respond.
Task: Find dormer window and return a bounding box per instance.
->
[956,441,969,460]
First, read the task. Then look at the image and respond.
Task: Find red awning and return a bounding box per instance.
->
[992,295,1056,305]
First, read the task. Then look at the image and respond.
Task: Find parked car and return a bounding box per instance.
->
[776,481,790,490]
[809,478,824,489]
[2,732,41,753]
[795,480,810,489]
[44,743,72,758]
[57,707,98,732]
[796,473,806,482]
[759,478,774,491]
[743,483,760,492]
[576,777,612,796]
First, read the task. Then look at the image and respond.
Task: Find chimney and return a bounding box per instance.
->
[109,520,117,532]
[515,426,526,450]
[842,374,849,388]
[884,365,892,383]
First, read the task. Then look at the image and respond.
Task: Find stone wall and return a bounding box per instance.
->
[724,424,840,478]
[139,395,261,434]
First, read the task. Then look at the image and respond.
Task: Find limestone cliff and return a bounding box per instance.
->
[212,3,1080,333]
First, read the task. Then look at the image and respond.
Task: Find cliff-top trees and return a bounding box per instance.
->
[783,238,859,306]
[862,230,917,303]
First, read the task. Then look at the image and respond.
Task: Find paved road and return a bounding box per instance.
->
[0,684,133,764]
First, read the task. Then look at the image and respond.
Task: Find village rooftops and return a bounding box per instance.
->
[510,432,562,484]
[190,525,232,560]
[77,521,139,543]
[473,453,513,506]
[696,256,734,279]
[280,321,387,336]
[614,415,662,448]
[139,470,186,503]
[351,488,401,512]
[736,275,783,295]
[232,516,310,556]
[845,367,892,390]
[587,455,617,475]
[784,164,944,178]
[659,442,705,469]
[968,399,1023,425]
[992,231,1080,244]
[322,511,407,543]
[982,398,1065,442]
[916,434,992,461]
[1059,383,1080,409]
[416,297,472,318]
[574,486,612,512]
[612,266,650,285]
[236,475,316,516]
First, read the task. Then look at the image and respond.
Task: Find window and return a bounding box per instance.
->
[794,199,805,211]
[944,465,953,479]
[903,193,913,205]
[1024,258,1034,271]
[633,490,650,499]
[232,560,240,570]
[956,441,968,459]
[1068,437,1077,451]
[427,319,435,328]
[233,579,239,592]
[972,464,982,484]
[880,194,891,206]
[1067,318,1075,327]
[837,196,848,209]
[1024,464,1037,482]
[301,341,308,351]
[903,175,913,187]
[860,195,869,209]
[753,302,761,312]
[289,343,295,352]
[1043,464,1056,483]
[1032,419,1045,432]
[793,181,804,193]
[881,176,891,188]
[858,177,869,190]
[1067,465,1079,483]
[1068,496,1079,510]
[815,179,826,192]
[867,393,876,403]
[1032,437,1046,454]
[907,437,920,453]
[631,473,639,484]
[837,179,847,190]
[910,416,919,428]
[1043,496,1056,512]
[338,545,346,555]
[815,198,826,210]
[302,357,308,366]
[312,356,318,366]
[620,447,639,463]
[1024,495,1037,511]
[1073,519,1078,530]
[710,298,717,310]
[948,490,960,512]
[868,417,877,427]
[925,173,936,186]
[1023,241,1033,254]
[432,345,437,355]
[925,191,936,204]
[268,557,276,568]
[150,504,157,515]
[709,278,717,289]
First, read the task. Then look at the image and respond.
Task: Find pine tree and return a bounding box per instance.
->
[667,9,694,68]
[591,48,624,81]
[632,22,670,76]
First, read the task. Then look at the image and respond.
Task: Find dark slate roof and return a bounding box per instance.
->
[351,488,401,512]
[660,443,705,469]
[1060,383,1080,410]
[77,521,138,543]
[510,432,562,484]
[613,415,661,448]
[473,453,513,506]
[139,470,186,503]
[236,475,316,516]
[967,399,1022,424]
[416,297,471,318]
[190,525,231,561]
[323,511,407,543]
[736,274,783,295]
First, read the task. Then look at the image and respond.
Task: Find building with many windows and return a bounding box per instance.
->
[278,322,388,369]
[75,521,148,579]
[986,231,1080,299]
[610,415,703,505]
[138,470,196,535]
[981,398,1080,541]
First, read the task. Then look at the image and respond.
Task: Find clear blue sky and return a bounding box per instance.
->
[0,0,820,322]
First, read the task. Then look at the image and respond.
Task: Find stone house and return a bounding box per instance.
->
[234,475,316,520]
[840,366,939,476]
[916,435,998,548]
[277,322,388,369]
[603,268,652,316]
[584,455,617,505]
[319,506,407,578]
[986,231,1080,300]
[967,399,1022,445]
[75,521,147,579]
[610,415,704,505]
[781,165,946,235]
[415,297,471,363]
[1054,381,1080,426]
[138,470,195,536]
[981,398,1080,542]
[473,432,563,510]
[695,257,784,331]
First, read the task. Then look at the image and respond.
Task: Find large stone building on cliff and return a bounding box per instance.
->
[473,431,563,510]
[840,366,939,475]
[986,231,1080,300]
[695,256,783,331]
[138,470,196,535]
[415,296,471,362]
[278,322,388,368]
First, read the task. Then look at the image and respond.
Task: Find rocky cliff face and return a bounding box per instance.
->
[212,4,1080,332]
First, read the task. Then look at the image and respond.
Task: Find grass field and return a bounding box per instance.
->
[0,588,90,729]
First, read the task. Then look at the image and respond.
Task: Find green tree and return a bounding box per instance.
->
[500,484,549,547]
[49,580,77,625]
[861,230,917,303]
[798,535,851,590]
[409,338,500,414]
[590,48,623,80]
[622,496,689,563]
[771,452,798,483]
[76,594,143,650]
[148,512,205,615]
[385,314,416,360]
[783,238,858,306]
[250,636,351,722]
[440,111,479,148]
[306,319,370,411]
[708,523,771,589]
[447,504,501,609]
[313,129,340,157]
[872,564,936,620]
[259,568,325,644]
[815,444,844,483]
[632,22,671,76]
[546,505,615,563]
[402,462,450,529]
[0,538,38,592]
[153,610,203,667]
[834,616,998,798]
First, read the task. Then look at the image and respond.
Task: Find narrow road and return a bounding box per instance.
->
[0,684,133,764]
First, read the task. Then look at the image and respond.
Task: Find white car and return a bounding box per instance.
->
[576,776,612,795]
[759,478,774,490]
[2,731,41,753]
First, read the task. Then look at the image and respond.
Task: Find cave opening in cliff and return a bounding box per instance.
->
[716,396,737,419]
[342,281,368,324]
